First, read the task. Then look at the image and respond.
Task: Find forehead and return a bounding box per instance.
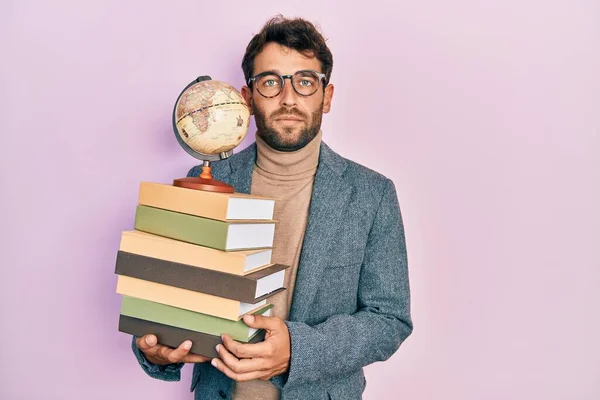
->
[253,42,322,75]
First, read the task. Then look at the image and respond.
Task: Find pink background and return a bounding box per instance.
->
[1,1,599,399]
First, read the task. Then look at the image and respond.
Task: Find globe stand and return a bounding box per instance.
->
[173,161,234,193]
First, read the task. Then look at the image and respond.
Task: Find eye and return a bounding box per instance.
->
[295,72,318,87]
[259,75,281,88]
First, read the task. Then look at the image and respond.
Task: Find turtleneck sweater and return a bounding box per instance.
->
[231,130,322,400]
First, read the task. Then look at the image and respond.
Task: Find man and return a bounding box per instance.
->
[132,15,413,400]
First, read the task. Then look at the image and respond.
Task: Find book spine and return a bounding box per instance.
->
[134,205,228,250]
[138,182,228,221]
[121,296,272,342]
[119,231,246,275]
[116,275,263,320]
[115,251,259,303]
[119,315,265,358]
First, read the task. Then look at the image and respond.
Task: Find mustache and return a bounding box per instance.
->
[270,108,307,119]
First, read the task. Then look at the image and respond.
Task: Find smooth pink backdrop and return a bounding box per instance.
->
[1,1,598,399]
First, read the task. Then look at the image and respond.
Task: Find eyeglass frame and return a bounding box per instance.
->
[247,69,328,98]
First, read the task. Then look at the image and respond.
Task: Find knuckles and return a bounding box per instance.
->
[158,346,171,361]
[229,363,242,374]
[232,346,247,358]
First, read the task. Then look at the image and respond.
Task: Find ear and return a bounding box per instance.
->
[241,85,254,115]
[322,84,334,114]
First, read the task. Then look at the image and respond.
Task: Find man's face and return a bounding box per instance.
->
[241,42,334,152]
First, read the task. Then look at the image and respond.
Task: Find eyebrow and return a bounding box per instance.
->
[253,69,283,76]
[254,69,322,76]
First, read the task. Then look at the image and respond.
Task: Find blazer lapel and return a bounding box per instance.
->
[288,143,351,322]
[221,143,256,194]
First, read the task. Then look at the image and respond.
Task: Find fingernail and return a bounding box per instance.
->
[211,359,217,367]
[245,315,254,323]
[183,341,192,349]
[215,344,220,353]
[146,336,156,346]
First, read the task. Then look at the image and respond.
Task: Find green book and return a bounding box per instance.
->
[134,205,275,251]
[120,295,273,342]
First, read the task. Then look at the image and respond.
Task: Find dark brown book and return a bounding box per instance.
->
[119,315,266,358]
[115,251,289,303]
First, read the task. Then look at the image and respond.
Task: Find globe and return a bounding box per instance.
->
[171,76,250,193]
[173,76,250,161]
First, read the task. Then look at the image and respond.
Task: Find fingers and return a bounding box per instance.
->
[221,334,273,359]
[159,340,193,363]
[242,314,282,332]
[215,342,265,374]
[135,334,158,351]
[135,334,165,363]
[211,358,264,382]
[211,346,265,382]
[135,335,205,364]
[210,333,287,381]
[181,354,211,363]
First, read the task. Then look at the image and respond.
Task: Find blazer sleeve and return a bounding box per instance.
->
[130,336,185,381]
[272,178,413,389]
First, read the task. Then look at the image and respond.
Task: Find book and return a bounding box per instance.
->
[118,230,273,275]
[134,205,276,251]
[116,275,266,320]
[115,251,289,303]
[138,182,276,221]
[121,295,272,342]
[119,315,266,358]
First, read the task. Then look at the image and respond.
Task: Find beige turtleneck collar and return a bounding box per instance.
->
[254,130,322,180]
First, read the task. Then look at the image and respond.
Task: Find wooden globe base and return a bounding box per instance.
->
[173,177,235,193]
[172,165,234,193]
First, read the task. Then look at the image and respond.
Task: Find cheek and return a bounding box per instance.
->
[253,101,277,119]
[306,97,324,114]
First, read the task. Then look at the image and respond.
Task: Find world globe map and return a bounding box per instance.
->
[174,79,250,158]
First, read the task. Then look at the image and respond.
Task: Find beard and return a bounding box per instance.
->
[252,99,324,152]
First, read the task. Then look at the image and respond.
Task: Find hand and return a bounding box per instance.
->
[211,314,291,382]
[135,334,211,365]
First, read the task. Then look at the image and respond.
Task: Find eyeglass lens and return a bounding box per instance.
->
[255,71,321,97]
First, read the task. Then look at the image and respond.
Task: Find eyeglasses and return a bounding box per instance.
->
[248,70,327,98]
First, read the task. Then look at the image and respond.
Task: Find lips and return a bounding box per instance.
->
[275,115,303,121]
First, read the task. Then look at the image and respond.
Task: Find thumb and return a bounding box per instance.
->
[136,334,157,350]
[243,313,280,331]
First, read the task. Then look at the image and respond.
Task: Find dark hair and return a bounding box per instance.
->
[241,15,333,87]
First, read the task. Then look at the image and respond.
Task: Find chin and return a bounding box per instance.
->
[261,134,308,152]
[257,119,319,152]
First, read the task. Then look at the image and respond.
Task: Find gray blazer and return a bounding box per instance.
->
[131,141,413,399]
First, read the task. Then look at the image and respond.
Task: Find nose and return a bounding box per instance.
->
[279,78,298,108]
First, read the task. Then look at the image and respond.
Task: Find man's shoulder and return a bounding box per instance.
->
[323,142,393,193]
[341,156,391,187]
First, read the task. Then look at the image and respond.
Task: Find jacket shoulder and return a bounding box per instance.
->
[323,141,393,197]
[342,158,391,190]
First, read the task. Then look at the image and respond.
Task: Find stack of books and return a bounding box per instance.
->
[114,181,288,358]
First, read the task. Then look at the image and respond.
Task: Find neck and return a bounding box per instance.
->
[255,130,322,176]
